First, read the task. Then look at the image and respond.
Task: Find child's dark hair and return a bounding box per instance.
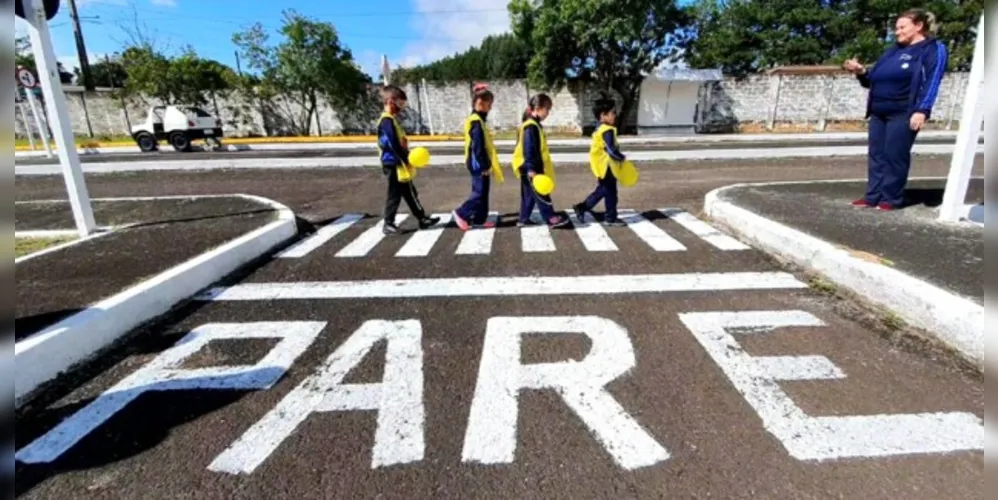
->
[593,97,616,121]
[472,83,494,106]
[381,85,407,103]
[522,93,553,121]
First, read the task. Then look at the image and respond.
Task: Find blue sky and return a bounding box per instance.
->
[15,0,514,78]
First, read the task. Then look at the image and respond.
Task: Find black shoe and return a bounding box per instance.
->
[572,203,589,222]
[418,216,441,229]
[602,218,626,227]
[383,222,399,235]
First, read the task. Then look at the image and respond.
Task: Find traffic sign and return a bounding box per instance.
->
[16,67,38,89]
[15,0,60,20]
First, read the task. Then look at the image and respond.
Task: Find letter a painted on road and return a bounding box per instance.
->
[15,322,325,464]
[679,310,984,460]
[462,316,670,470]
[209,319,425,474]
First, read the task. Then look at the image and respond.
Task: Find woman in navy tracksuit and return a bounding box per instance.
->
[844,8,948,211]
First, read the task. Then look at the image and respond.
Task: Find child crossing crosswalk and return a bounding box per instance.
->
[276,209,750,259]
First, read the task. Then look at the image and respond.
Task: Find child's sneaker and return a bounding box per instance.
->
[382,222,400,235]
[548,215,570,229]
[478,220,497,229]
[602,218,626,227]
[876,202,896,211]
[851,198,875,208]
[452,212,470,231]
[419,216,442,229]
[516,219,536,227]
[572,203,589,222]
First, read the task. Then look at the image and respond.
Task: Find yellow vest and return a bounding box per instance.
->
[511,119,554,180]
[463,113,504,183]
[589,123,624,180]
[378,112,415,183]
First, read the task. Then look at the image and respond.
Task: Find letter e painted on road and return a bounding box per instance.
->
[462,316,670,470]
[209,319,424,474]
[15,322,326,464]
[678,310,984,460]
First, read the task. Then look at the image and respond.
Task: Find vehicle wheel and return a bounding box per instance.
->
[169,131,192,152]
[135,132,158,152]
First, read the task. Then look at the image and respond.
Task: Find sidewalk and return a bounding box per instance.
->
[705,177,984,367]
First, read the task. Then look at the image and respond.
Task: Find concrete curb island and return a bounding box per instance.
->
[704,182,983,369]
[14,194,298,408]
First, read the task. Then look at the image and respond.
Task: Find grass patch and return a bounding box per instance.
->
[807,276,838,295]
[15,236,77,258]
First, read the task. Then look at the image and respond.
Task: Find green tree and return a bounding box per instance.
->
[394,33,531,84]
[119,45,234,106]
[233,9,370,135]
[76,57,128,88]
[509,0,688,129]
[683,0,981,76]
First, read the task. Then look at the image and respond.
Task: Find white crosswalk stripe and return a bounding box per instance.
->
[568,209,618,252]
[619,209,687,252]
[659,209,750,251]
[521,211,556,252]
[279,209,749,259]
[336,215,410,258]
[396,213,452,257]
[277,213,364,258]
[455,212,499,255]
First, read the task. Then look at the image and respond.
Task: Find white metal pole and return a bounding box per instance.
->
[24,0,96,236]
[17,98,38,151]
[26,89,54,157]
[938,15,984,222]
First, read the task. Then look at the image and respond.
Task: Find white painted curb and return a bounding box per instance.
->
[14,143,984,176]
[14,194,298,408]
[703,182,983,368]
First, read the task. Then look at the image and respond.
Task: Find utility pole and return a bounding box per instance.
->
[68,0,94,90]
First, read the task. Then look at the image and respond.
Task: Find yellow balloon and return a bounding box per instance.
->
[618,160,638,187]
[409,147,430,168]
[532,174,555,195]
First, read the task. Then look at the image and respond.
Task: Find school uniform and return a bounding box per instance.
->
[857,38,948,209]
[512,118,565,226]
[576,123,626,224]
[377,112,436,232]
[454,111,504,228]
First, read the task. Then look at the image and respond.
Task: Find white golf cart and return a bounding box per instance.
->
[131,105,224,152]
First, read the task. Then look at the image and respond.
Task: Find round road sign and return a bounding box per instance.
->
[17,67,38,89]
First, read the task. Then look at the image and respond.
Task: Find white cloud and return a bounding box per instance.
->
[400,0,512,67]
[149,0,177,6]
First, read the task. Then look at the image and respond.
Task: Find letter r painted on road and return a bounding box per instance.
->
[15,322,326,465]
[208,319,424,474]
[678,310,984,460]
[462,316,670,470]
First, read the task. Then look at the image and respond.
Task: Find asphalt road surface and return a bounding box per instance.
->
[11,135,965,166]
[14,155,984,499]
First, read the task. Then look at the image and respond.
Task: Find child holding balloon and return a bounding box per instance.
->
[377,85,439,235]
[453,84,504,231]
[573,96,637,226]
[512,93,569,228]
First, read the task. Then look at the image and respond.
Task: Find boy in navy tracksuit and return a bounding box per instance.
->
[377,85,439,234]
[574,98,627,226]
[847,11,948,210]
